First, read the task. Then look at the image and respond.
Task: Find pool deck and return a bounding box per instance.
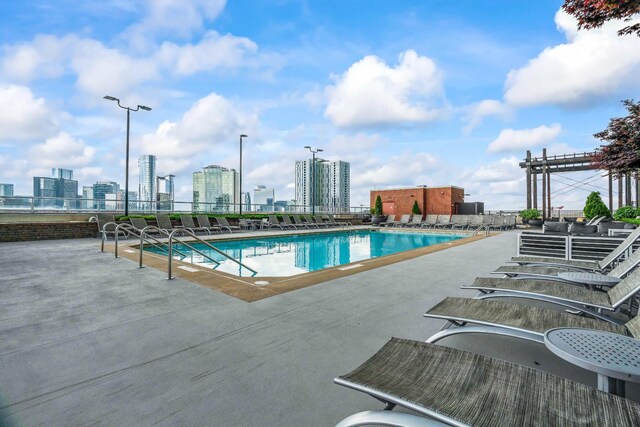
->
[1,228,638,426]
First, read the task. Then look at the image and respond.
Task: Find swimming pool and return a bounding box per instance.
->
[145,230,465,277]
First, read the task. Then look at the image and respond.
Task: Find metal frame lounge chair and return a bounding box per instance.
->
[281,215,301,229]
[460,265,640,321]
[313,214,332,227]
[394,214,411,227]
[155,214,185,234]
[506,226,640,272]
[129,217,164,236]
[328,213,351,227]
[213,217,241,233]
[420,214,439,229]
[408,214,424,228]
[195,215,223,234]
[292,215,310,229]
[424,296,640,346]
[304,214,327,228]
[335,337,640,427]
[433,214,452,229]
[96,213,128,239]
[380,215,396,227]
[264,215,286,230]
[180,214,213,235]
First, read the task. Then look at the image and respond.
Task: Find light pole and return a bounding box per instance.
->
[304,146,323,215]
[104,96,151,217]
[239,134,248,215]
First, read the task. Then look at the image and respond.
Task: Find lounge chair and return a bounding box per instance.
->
[180,214,213,235]
[460,263,640,321]
[304,214,327,228]
[264,215,286,230]
[328,214,351,227]
[508,227,640,274]
[420,214,439,229]
[393,214,411,227]
[407,214,423,227]
[129,217,164,236]
[380,215,396,227]
[314,214,333,227]
[213,217,241,233]
[155,214,184,234]
[482,246,640,291]
[424,295,640,346]
[433,214,452,229]
[281,215,301,229]
[96,213,128,239]
[195,215,223,234]
[291,215,310,229]
[335,338,640,426]
[451,215,470,230]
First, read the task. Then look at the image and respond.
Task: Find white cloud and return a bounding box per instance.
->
[140,92,258,172]
[29,132,96,168]
[157,31,258,75]
[0,84,58,141]
[488,124,562,153]
[504,10,640,107]
[324,50,448,127]
[463,99,512,134]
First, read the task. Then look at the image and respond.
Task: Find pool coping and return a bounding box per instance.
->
[103,227,489,302]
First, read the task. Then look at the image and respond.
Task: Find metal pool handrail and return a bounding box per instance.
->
[167,228,257,279]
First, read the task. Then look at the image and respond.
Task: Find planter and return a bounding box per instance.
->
[371,215,386,226]
[528,219,543,227]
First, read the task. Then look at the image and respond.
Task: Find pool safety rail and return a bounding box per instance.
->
[100,222,257,278]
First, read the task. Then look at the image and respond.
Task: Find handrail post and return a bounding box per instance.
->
[168,229,180,280]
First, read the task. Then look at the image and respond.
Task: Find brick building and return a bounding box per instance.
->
[370,186,465,218]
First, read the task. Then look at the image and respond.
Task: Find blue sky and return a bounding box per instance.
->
[1,0,639,209]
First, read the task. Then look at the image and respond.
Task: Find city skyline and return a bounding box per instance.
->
[1,2,640,209]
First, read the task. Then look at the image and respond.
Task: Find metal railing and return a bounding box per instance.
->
[0,195,368,215]
[100,221,256,278]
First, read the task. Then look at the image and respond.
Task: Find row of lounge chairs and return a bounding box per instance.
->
[334,223,640,425]
[96,213,348,239]
[377,213,516,230]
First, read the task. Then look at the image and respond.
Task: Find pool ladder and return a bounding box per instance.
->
[100,222,257,278]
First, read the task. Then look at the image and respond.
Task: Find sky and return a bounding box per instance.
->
[1,0,640,210]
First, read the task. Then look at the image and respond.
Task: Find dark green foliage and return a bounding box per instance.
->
[583,192,612,219]
[117,213,270,221]
[614,206,640,220]
[374,195,383,215]
[519,208,541,220]
[412,200,421,215]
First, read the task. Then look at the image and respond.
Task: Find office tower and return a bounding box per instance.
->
[243,192,251,212]
[82,186,94,210]
[294,159,350,213]
[33,169,78,208]
[138,155,156,211]
[92,181,120,210]
[254,185,274,212]
[192,165,239,212]
[52,168,73,180]
[0,183,14,196]
[157,174,175,211]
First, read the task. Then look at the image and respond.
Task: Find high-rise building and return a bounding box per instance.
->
[294,159,350,213]
[138,155,157,211]
[0,183,14,196]
[93,181,120,210]
[33,169,78,208]
[192,165,239,212]
[243,192,251,212]
[52,168,73,180]
[157,174,175,211]
[82,186,94,210]
[254,185,274,212]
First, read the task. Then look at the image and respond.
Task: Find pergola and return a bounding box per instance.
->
[521,149,639,220]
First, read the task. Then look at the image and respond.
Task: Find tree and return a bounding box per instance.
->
[563,0,640,37]
[591,99,640,176]
[583,191,612,219]
[412,200,421,215]
[373,195,383,216]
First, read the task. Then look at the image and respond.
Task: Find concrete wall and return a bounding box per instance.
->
[370,186,464,218]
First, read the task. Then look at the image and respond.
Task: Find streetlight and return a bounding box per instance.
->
[304,146,323,215]
[103,95,152,217]
[239,134,248,215]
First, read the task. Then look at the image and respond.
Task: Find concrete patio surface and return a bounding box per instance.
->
[1,230,637,426]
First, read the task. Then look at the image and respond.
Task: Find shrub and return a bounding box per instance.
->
[583,191,612,219]
[614,206,640,220]
[374,195,383,216]
[519,208,541,220]
[412,200,421,215]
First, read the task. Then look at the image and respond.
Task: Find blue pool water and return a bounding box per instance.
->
[146,230,465,277]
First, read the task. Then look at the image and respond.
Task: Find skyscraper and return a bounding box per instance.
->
[82,186,94,210]
[157,174,175,211]
[295,159,350,213]
[254,185,275,212]
[93,181,120,210]
[0,183,14,197]
[33,169,78,208]
[138,155,156,211]
[192,165,239,212]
